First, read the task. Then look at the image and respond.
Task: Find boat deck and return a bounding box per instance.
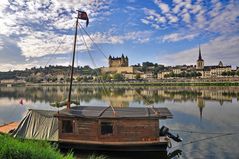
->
[0,122,19,134]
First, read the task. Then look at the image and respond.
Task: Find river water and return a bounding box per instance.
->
[0,86,239,159]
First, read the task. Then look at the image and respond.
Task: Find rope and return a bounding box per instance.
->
[42,17,77,67]
[44,33,69,68]
[171,129,239,135]
[79,23,108,59]
[171,132,239,149]
[78,23,158,115]
[78,24,116,115]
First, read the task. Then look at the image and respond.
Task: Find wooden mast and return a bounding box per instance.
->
[67,10,80,109]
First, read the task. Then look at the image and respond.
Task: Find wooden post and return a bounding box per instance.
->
[67,11,80,109]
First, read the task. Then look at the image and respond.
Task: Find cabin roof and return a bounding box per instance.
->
[56,106,172,119]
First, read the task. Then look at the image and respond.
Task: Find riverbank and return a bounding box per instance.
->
[1,80,239,87]
[25,81,239,87]
[0,134,73,159]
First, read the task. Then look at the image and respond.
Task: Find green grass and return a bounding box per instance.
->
[0,134,74,159]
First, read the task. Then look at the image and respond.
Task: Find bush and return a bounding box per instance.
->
[0,134,74,159]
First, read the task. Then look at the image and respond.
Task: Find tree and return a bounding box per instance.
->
[231,71,236,77]
[66,78,71,82]
[112,73,124,81]
[76,76,82,82]
[222,71,227,76]
[222,71,236,76]
[102,74,111,81]
[135,74,141,80]
[52,77,57,82]
[197,72,202,77]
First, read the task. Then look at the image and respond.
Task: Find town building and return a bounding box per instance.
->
[157,46,232,79]
[196,46,204,70]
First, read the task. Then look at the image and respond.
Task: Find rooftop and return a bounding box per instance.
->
[56,106,172,119]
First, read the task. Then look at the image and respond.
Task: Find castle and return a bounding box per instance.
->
[101,54,135,74]
[109,54,128,67]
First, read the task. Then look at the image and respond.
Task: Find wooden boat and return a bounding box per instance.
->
[55,106,173,151]
[7,10,182,152]
[9,106,176,152]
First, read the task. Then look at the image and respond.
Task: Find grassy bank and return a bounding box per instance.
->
[0,134,74,159]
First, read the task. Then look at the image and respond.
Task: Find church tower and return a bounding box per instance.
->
[196,46,204,69]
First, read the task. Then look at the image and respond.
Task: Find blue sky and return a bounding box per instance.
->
[0,0,239,71]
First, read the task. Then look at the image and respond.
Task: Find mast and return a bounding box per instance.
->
[67,11,80,109]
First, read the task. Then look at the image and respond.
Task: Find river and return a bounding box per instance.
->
[0,86,239,159]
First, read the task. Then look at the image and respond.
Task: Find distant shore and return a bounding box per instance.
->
[1,81,239,87]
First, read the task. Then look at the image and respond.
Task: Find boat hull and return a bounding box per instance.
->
[59,138,169,152]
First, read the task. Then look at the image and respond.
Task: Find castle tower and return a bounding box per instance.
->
[218,61,223,67]
[196,46,204,69]
[109,55,112,67]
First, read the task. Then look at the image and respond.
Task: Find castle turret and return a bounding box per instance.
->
[218,61,223,67]
[196,45,204,69]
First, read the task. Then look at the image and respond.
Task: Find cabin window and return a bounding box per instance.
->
[101,122,113,135]
[62,120,73,133]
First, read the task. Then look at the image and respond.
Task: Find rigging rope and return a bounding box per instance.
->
[78,23,158,115]
[78,25,116,115]
[171,129,239,135]
[43,22,77,68]
[171,132,239,149]
[78,23,108,59]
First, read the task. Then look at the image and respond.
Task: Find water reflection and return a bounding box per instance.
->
[0,86,239,158]
[73,149,182,159]
[1,86,239,106]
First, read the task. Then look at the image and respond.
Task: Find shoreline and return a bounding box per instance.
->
[1,81,239,87]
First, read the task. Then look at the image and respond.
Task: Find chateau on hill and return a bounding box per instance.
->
[109,54,128,67]
[101,54,138,75]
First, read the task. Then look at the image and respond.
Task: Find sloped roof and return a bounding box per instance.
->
[56,106,173,119]
[12,109,58,141]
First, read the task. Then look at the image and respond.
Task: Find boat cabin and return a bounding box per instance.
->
[55,106,172,145]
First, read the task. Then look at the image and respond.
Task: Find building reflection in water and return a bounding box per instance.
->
[0,86,239,118]
[196,96,205,121]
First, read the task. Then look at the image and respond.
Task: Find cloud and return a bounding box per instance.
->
[0,38,3,50]
[154,0,170,13]
[142,0,239,39]
[3,28,152,59]
[0,36,25,63]
[158,35,239,67]
[143,8,167,29]
[182,12,191,23]
[141,19,150,25]
[0,0,114,71]
[161,33,198,42]
[87,31,153,45]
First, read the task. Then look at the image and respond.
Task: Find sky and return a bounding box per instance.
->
[0,0,239,71]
